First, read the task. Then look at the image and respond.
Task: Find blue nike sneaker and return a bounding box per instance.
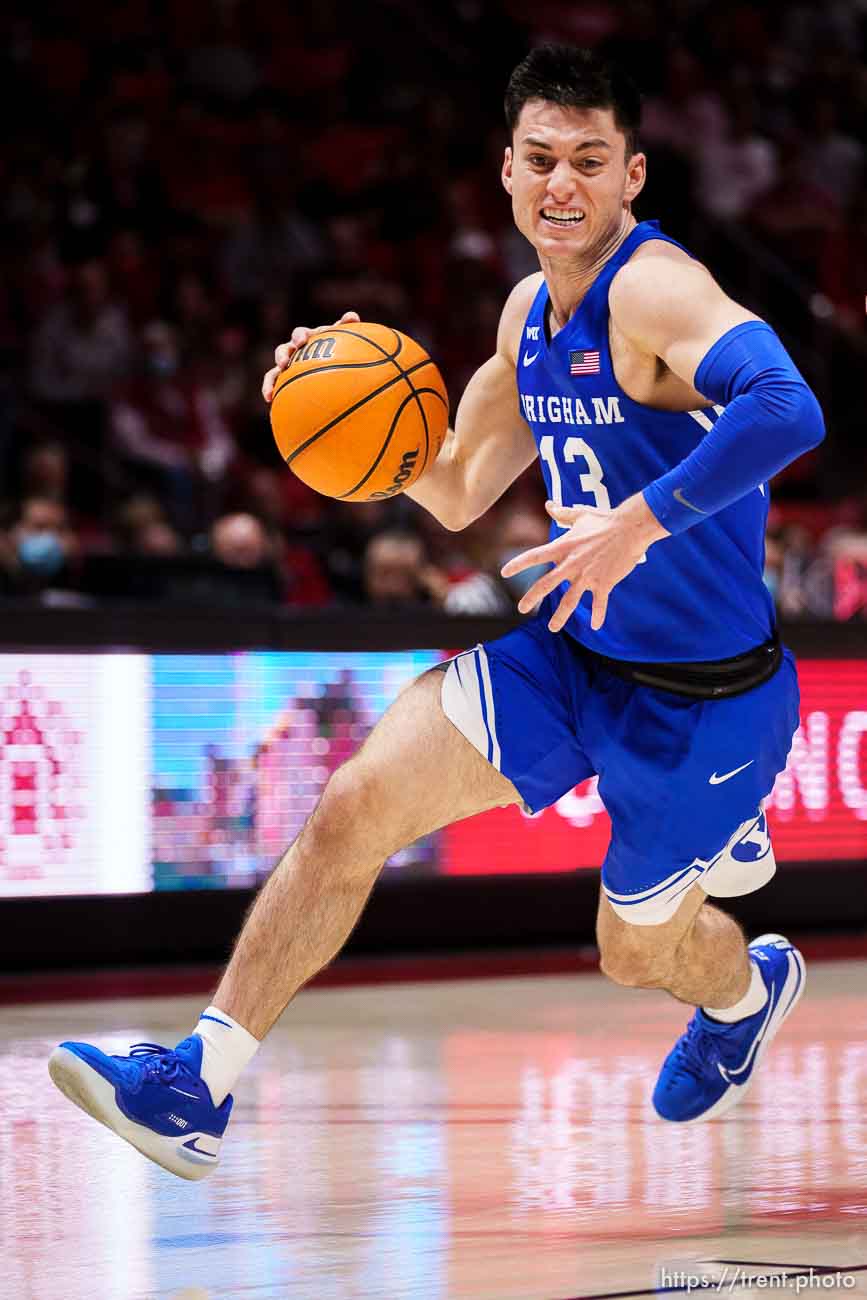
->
[48,1034,232,1180]
[653,933,805,1123]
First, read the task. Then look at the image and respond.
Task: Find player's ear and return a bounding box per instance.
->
[624,150,646,205]
[502,147,513,196]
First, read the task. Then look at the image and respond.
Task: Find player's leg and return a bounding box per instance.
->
[211,665,521,1039]
[589,650,804,1123]
[597,874,805,1124]
[210,616,596,1040]
[596,883,752,1009]
[48,665,523,1178]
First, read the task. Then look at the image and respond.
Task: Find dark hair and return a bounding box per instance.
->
[504,45,641,158]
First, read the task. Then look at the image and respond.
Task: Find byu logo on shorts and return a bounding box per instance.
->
[730,810,771,863]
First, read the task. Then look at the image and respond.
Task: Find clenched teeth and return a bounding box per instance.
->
[541,209,585,225]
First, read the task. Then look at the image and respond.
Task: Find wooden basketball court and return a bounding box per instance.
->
[3,961,867,1298]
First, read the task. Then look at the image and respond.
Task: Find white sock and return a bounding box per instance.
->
[192,1005,261,1106]
[703,960,768,1023]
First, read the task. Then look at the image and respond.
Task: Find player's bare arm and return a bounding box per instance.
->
[611,248,824,533]
[404,274,540,530]
[607,246,758,395]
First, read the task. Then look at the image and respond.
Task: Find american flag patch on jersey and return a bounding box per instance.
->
[569,349,601,375]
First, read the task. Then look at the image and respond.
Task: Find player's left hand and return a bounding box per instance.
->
[500,495,668,633]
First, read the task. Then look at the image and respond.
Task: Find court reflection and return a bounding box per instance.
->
[2,968,865,1299]
[502,1041,867,1226]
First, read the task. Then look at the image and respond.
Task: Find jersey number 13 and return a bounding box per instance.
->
[539,434,611,519]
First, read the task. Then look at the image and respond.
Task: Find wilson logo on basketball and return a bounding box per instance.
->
[291,336,337,364]
[369,448,420,500]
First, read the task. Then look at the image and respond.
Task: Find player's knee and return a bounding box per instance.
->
[315,759,377,835]
[311,757,399,864]
[598,935,675,990]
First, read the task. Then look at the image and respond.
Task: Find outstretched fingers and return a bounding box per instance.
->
[546,584,587,632]
[545,580,610,632]
[516,562,569,615]
[500,533,572,579]
[590,588,610,631]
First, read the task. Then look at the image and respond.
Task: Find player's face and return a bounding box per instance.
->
[502,102,645,259]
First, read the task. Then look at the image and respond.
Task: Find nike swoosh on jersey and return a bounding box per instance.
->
[522,351,539,367]
[673,487,706,514]
[708,760,754,785]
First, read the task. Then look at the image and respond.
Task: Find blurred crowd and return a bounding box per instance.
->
[1,0,865,616]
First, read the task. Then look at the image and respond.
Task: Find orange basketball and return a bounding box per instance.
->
[269,322,449,502]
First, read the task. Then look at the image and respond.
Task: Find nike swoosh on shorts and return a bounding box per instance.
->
[708,761,754,785]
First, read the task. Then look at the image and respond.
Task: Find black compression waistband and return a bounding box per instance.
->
[578,632,782,700]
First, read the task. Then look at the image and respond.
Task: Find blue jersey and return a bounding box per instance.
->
[517,219,775,662]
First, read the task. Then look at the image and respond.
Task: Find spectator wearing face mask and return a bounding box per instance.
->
[0,496,81,597]
[15,439,111,552]
[109,321,235,532]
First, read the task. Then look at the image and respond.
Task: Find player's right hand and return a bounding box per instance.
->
[261,311,360,402]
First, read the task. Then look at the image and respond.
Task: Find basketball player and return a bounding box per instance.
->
[50,46,823,1179]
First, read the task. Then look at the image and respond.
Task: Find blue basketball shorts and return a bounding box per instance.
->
[440,599,800,926]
